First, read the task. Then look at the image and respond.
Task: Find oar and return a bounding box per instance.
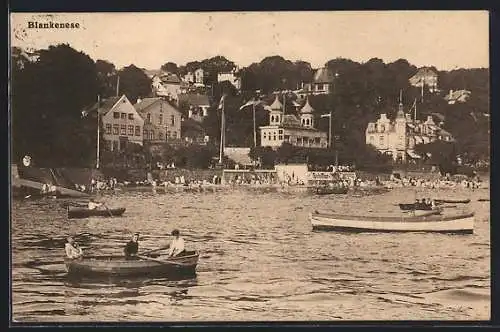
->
[101,203,114,217]
[142,246,170,256]
[136,255,191,267]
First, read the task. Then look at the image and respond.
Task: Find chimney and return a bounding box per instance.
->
[136,98,142,104]
[380,113,387,121]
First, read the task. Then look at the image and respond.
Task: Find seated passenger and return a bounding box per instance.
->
[65,236,83,259]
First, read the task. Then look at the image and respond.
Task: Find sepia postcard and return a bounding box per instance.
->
[9,11,490,324]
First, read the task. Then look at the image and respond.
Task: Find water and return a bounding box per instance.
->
[11,186,490,322]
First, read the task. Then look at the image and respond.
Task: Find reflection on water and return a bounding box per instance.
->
[11,186,490,322]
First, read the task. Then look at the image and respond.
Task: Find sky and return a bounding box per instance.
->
[10,11,489,71]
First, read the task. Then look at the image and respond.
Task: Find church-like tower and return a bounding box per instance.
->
[300,97,315,128]
[268,94,283,125]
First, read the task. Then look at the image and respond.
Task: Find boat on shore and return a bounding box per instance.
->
[67,206,126,219]
[310,210,474,234]
[64,251,199,277]
[434,198,471,204]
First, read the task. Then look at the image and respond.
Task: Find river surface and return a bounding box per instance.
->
[11,185,490,322]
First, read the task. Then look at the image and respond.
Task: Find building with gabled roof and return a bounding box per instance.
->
[134,97,182,144]
[409,67,439,93]
[82,94,144,151]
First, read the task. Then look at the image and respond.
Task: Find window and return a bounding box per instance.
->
[120,125,126,135]
[112,140,119,151]
[147,114,151,123]
[113,112,120,119]
[159,114,163,125]
[171,115,175,126]
[369,135,374,142]
[379,135,384,144]
[113,124,119,135]
[128,114,134,120]
[314,137,321,144]
[301,119,305,125]
[143,129,148,139]
[278,133,283,140]
[263,132,267,140]
[128,125,134,136]
[279,129,283,135]
[158,132,164,140]
[306,119,310,126]
[149,131,154,140]
[273,134,276,141]
[380,125,385,132]
[121,113,126,119]
[284,135,290,142]
[105,124,112,134]
[135,126,140,136]
[172,131,177,138]
[167,131,171,138]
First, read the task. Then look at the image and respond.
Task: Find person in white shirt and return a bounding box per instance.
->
[88,198,103,210]
[167,229,185,258]
[65,236,83,259]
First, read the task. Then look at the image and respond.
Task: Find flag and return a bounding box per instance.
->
[218,94,226,111]
[239,99,255,110]
[239,98,264,110]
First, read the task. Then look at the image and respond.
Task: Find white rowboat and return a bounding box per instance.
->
[310,211,474,234]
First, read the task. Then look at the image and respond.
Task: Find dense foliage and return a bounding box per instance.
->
[11,44,489,170]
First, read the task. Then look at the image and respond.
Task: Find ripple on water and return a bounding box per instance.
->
[11,186,490,321]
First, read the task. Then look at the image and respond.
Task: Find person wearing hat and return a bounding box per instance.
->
[65,236,83,259]
[124,232,140,259]
[167,229,185,258]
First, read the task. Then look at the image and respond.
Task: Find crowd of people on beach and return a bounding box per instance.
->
[384,173,483,190]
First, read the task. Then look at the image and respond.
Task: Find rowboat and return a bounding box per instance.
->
[434,198,471,204]
[310,210,474,234]
[64,251,199,277]
[398,202,433,211]
[314,186,348,195]
[67,206,126,219]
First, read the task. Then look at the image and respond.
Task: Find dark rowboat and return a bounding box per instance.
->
[434,198,471,204]
[314,186,348,195]
[310,210,474,234]
[64,251,199,277]
[399,202,433,211]
[67,207,126,219]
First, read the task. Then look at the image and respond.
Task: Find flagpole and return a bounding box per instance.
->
[96,95,101,169]
[218,96,225,164]
[252,101,257,148]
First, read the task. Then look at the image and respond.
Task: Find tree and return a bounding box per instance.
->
[161,62,178,74]
[118,64,152,103]
[11,44,99,166]
[96,59,118,98]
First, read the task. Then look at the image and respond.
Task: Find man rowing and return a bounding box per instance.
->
[167,229,185,258]
[124,232,140,259]
[65,236,83,259]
